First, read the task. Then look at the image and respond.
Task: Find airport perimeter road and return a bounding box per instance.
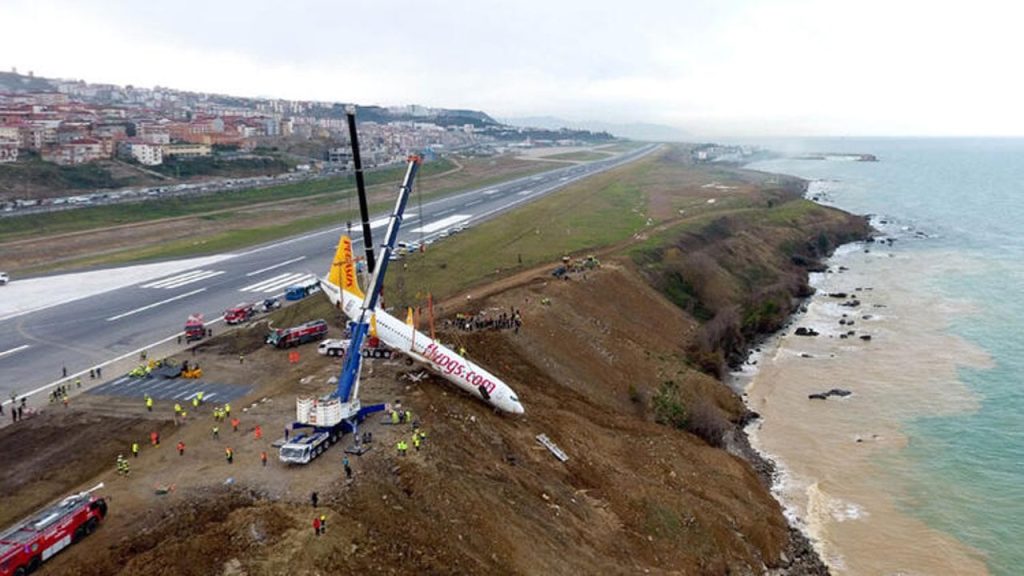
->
[0,144,658,406]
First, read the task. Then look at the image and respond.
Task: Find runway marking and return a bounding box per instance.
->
[371,216,417,229]
[241,272,314,293]
[141,269,224,289]
[107,288,206,322]
[410,214,471,234]
[246,256,307,277]
[517,189,534,196]
[160,270,224,289]
[0,344,29,359]
[482,189,498,195]
[466,199,482,207]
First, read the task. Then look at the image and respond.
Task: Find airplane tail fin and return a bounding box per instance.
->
[329,235,365,299]
[405,307,414,327]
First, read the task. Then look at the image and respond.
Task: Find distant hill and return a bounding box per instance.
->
[504,116,691,142]
[0,71,58,93]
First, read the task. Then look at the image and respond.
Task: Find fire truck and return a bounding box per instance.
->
[184,313,206,342]
[224,303,257,325]
[266,319,328,348]
[0,484,107,576]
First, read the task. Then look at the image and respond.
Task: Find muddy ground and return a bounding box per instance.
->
[1,261,817,575]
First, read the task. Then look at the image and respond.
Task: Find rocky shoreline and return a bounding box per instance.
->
[725,178,878,575]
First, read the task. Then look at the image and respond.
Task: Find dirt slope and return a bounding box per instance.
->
[2,262,809,576]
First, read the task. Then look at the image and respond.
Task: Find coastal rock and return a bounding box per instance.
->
[840,299,861,307]
[860,334,872,341]
[808,388,852,400]
[828,292,848,299]
[794,327,819,337]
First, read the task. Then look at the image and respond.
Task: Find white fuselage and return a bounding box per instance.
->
[320,279,524,414]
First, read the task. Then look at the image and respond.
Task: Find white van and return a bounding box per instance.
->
[0,272,8,285]
[317,338,349,357]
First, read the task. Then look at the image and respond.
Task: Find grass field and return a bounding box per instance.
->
[386,153,660,303]
[0,159,455,244]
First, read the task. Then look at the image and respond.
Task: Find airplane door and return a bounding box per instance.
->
[477,385,491,401]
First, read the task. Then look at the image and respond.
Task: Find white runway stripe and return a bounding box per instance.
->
[141,269,224,289]
[240,272,314,293]
[107,288,206,321]
[160,270,224,289]
[256,273,316,294]
[141,270,207,288]
[241,272,305,292]
[246,256,307,277]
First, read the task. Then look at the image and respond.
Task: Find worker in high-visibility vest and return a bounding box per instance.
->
[224,403,231,418]
[131,442,140,458]
[145,396,153,412]
[174,403,182,415]
[412,433,421,452]
[196,391,204,405]
[192,396,199,408]
[391,410,399,425]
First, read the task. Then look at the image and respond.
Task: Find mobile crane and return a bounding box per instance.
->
[279,155,421,465]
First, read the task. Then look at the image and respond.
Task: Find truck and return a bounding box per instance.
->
[280,153,421,465]
[265,319,328,348]
[184,313,206,342]
[0,484,107,576]
[285,278,320,301]
[224,303,257,325]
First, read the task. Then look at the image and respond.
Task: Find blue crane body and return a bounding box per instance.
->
[279,157,421,464]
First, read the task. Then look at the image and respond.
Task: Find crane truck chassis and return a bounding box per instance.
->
[0,484,107,576]
[279,402,386,464]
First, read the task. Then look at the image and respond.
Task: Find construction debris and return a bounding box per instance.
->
[535,433,568,462]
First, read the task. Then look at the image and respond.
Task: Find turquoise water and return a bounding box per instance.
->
[749,139,1024,575]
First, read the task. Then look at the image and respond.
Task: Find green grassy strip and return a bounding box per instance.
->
[385,155,656,304]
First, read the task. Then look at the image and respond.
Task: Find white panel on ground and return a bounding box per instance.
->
[410,214,471,234]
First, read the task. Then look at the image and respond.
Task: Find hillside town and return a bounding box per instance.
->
[0,70,613,170]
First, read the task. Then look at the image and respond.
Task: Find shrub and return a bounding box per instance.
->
[652,380,687,429]
[685,399,731,448]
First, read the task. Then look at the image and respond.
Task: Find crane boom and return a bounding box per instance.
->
[335,156,421,403]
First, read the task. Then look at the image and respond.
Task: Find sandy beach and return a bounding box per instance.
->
[738,244,993,574]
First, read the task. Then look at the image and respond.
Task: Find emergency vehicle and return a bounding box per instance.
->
[224,303,256,325]
[266,319,328,348]
[0,484,107,576]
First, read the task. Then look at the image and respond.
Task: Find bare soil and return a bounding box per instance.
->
[4,263,807,576]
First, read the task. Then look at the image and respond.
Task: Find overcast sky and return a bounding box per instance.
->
[3,0,1023,137]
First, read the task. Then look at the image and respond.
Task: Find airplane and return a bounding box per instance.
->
[319,235,525,414]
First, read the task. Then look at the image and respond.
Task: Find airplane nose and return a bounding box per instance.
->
[511,401,525,415]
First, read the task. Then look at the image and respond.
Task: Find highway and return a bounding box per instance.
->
[0,144,658,406]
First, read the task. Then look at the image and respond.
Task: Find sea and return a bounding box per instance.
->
[738,139,1024,575]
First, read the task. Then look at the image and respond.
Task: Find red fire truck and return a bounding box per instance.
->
[224,303,256,325]
[184,313,206,342]
[266,319,328,348]
[0,484,108,576]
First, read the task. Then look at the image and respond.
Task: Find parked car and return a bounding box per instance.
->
[0,272,8,285]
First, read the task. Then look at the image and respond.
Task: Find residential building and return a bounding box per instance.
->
[117,140,163,166]
[41,138,107,165]
[162,143,211,158]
